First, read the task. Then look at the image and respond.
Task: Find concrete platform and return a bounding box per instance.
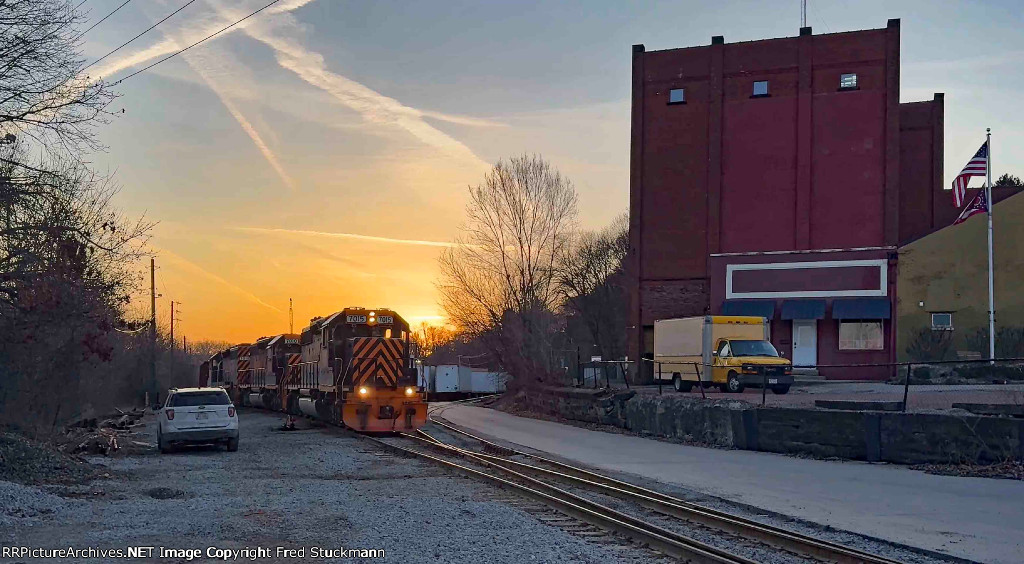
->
[437,403,1024,564]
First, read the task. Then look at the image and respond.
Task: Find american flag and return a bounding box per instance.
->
[953,187,988,225]
[952,141,988,207]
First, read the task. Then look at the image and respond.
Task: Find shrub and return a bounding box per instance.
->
[906,328,953,363]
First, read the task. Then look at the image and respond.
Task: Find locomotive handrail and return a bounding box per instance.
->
[336,357,351,401]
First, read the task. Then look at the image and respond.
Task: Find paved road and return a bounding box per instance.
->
[437,403,1024,564]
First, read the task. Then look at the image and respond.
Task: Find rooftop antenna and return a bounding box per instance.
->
[801,0,807,28]
[289,298,294,333]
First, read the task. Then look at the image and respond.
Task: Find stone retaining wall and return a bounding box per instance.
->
[522,387,1024,464]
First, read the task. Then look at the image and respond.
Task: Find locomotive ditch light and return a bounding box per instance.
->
[405,387,414,396]
[358,386,369,396]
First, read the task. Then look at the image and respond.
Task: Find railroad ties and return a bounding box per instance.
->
[354,411,906,564]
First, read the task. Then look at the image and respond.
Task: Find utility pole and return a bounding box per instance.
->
[183,335,188,355]
[170,300,176,349]
[289,298,294,333]
[150,257,156,401]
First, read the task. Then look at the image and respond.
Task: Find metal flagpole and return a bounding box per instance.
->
[986,128,995,363]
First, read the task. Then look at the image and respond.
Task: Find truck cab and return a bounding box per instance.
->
[711,337,793,394]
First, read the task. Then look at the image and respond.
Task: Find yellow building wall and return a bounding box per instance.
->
[897,191,1024,360]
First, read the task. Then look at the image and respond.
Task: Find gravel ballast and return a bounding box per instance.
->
[2,410,671,563]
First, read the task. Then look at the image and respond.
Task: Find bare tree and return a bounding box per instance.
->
[557,213,628,360]
[0,1,152,433]
[0,0,115,158]
[439,154,578,385]
[410,323,456,359]
[0,147,152,431]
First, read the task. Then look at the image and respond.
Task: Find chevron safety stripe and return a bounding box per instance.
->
[350,338,404,386]
[281,354,302,385]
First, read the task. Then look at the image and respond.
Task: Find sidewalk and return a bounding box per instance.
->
[436,403,1024,564]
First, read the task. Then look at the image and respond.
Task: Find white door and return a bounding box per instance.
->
[792,320,817,367]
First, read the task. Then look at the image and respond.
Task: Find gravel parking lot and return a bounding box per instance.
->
[1,410,666,563]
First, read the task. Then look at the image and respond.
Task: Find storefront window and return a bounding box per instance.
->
[838,321,883,350]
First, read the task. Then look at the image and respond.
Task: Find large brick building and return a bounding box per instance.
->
[628,20,952,380]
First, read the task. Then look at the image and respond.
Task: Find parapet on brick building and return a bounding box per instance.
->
[627,20,953,380]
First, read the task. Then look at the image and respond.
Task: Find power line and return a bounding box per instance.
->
[111,0,282,86]
[78,0,132,38]
[85,0,199,72]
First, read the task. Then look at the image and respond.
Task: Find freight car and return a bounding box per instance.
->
[204,307,426,433]
[419,364,508,400]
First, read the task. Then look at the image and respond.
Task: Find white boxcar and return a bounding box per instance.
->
[434,365,460,393]
[469,371,507,393]
[458,365,472,392]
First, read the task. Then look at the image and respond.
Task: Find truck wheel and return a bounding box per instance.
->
[226,438,239,452]
[771,385,791,395]
[726,372,744,393]
[672,374,693,393]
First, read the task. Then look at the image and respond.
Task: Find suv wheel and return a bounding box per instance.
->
[157,429,172,454]
[226,438,239,452]
[726,372,744,393]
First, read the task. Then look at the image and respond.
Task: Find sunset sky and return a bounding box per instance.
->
[82,0,1023,343]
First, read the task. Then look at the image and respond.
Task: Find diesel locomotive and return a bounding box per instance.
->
[199,307,426,432]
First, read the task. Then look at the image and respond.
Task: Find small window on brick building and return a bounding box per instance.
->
[838,321,884,350]
[840,73,858,89]
[668,88,685,104]
[752,81,769,97]
[931,312,953,331]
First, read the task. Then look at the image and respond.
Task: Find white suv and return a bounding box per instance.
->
[157,388,239,453]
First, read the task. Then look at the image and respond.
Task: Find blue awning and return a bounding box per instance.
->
[781,299,826,320]
[720,300,775,319]
[832,297,891,320]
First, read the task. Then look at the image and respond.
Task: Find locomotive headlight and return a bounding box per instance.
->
[358,386,368,396]
[405,387,414,396]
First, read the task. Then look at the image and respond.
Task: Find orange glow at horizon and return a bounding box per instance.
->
[143,223,453,344]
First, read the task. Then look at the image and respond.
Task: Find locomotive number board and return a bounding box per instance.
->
[345,314,394,324]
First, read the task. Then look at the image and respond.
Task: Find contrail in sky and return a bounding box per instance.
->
[234,226,461,248]
[159,247,285,313]
[184,49,299,191]
[92,0,499,168]
[91,0,317,80]
[208,1,492,167]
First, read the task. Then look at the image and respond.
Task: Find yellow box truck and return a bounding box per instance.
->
[653,316,793,394]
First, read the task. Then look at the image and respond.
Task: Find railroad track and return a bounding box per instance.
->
[392,406,905,564]
[365,432,758,563]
